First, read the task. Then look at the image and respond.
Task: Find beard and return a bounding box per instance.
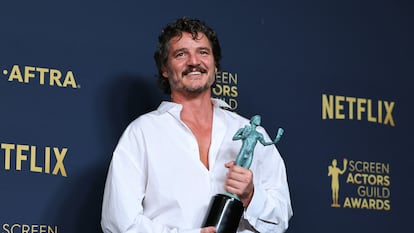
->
[169,77,214,94]
[182,78,214,94]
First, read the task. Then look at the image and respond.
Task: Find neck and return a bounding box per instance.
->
[171,90,214,124]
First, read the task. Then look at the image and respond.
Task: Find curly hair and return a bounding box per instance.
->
[154,17,222,94]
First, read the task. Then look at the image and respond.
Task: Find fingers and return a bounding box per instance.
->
[227,167,251,183]
[224,161,254,206]
[224,161,235,168]
[201,226,216,233]
[225,166,253,196]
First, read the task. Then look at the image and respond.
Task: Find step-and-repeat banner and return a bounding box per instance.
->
[1,1,412,232]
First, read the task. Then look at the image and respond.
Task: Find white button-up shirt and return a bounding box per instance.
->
[101,99,292,233]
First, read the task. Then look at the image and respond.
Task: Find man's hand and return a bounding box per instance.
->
[225,161,254,207]
[200,226,216,233]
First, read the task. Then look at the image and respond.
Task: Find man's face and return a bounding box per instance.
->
[162,32,216,95]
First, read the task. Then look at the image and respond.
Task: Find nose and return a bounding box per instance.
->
[187,52,200,66]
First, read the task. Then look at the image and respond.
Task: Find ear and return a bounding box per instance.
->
[161,65,168,78]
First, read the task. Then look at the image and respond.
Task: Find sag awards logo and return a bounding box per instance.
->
[328,158,391,211]
[1,64,81,89]
[212,71,238,110]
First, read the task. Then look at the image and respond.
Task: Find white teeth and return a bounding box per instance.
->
[188,72,201,75]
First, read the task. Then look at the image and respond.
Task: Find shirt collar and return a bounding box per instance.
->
[157,98,230,114]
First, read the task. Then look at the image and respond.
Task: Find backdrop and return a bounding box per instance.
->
[1,0,413,232]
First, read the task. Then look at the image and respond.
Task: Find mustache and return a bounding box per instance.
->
[182,65,208,76]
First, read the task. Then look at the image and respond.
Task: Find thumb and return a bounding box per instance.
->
[225,161,235,168]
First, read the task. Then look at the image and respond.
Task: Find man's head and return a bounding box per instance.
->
[154,17,222,94]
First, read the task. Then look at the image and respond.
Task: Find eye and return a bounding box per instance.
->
[175,52,185,58]
[200,50,209,55]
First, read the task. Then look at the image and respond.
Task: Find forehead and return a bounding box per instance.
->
[168,32,211,50]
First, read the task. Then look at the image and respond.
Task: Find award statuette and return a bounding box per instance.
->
[202,115,284,233]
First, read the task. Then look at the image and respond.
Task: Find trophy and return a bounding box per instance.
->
[202,115,284,233]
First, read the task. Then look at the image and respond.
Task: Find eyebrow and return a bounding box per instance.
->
[170,48,187,56]
[171,46,211,54]
[198,46,211,52]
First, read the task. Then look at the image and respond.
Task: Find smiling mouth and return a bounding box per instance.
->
[186,71,202,75]
[182,66,207,76]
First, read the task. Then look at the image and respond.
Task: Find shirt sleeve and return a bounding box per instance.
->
[100,123,203,233]
[239,142,293,233]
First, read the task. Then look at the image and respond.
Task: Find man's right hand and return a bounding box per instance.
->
[200,226,216,233]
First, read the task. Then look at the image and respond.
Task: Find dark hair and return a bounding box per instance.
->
[154,17,222,94]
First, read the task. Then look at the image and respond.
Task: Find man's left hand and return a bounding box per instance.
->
[225,161,254,207]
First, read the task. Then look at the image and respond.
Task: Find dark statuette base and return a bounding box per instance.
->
[201,194,244,233]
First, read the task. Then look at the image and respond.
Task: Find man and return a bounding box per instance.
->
[101,17,293,233]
